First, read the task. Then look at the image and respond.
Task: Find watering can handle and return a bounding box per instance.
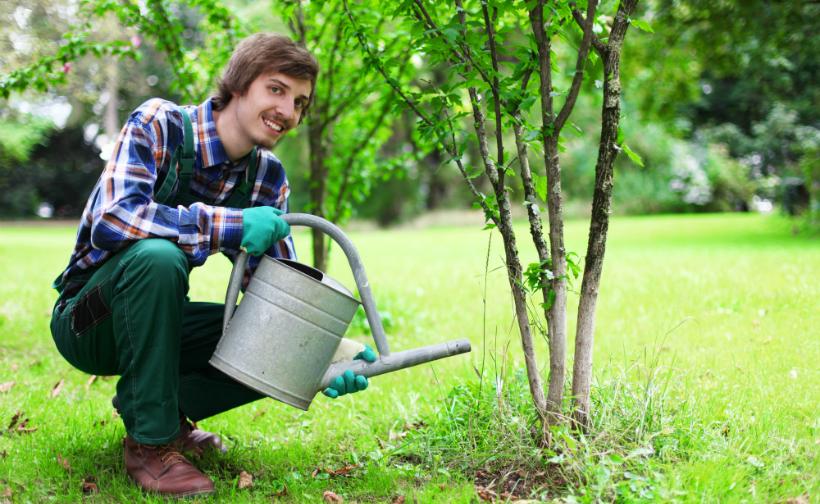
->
[223,213,391,356]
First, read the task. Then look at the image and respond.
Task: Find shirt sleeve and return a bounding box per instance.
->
[89,102,243,266]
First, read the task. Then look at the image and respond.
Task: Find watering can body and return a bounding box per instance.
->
[210,257,360,410]
[209,213,471,411]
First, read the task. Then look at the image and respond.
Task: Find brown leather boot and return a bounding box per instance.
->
[123,436,215,497]
[111,396,226,456]
[177,417,227,455]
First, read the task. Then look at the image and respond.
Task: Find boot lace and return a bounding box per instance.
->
[157,445,188,467]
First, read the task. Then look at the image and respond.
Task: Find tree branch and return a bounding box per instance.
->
[291,0,306,45]
[530,0,554,125]
[330,95,395,222]
[342,0,434,128]
[323,12,346,116]
[411,0,498,106]
[481,0,505,168]
[343,0,492,220]
[570,2,606,55]
[555,0,598,134]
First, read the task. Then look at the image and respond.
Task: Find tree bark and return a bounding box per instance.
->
[572,0,638,428]
[530,2,568,421]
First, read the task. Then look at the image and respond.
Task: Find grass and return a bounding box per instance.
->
[0,212,817,502]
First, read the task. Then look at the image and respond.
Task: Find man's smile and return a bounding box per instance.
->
[262,117,285,133]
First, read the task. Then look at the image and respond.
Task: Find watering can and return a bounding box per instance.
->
[210,213,471,410]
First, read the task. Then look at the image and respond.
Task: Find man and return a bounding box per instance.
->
[49,33,372,497]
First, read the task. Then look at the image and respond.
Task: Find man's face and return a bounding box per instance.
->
[232,71,312,149]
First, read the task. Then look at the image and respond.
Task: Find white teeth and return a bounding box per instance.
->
[263,118,283,132]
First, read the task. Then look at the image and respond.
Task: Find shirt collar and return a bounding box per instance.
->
[194,98,231,168]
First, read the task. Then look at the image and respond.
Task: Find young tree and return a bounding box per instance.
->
[344,0,639,434]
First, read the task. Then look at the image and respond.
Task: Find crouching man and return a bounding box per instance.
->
[49,33,373,497]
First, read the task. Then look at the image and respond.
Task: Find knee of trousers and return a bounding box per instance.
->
[123,239,189,289]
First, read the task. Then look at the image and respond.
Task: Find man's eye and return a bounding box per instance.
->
[295,100,306,109]
[271,86,281,94]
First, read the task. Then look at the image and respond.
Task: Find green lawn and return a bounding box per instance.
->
[0,213,817,502]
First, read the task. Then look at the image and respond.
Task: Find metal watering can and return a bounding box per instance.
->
[210,213,471,410]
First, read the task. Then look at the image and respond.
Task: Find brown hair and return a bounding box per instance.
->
[212,33,319,118]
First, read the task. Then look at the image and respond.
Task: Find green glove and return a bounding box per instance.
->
[241,206,290,256]
[323,345,377,399]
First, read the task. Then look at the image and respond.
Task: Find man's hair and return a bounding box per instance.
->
[212,33,319,118]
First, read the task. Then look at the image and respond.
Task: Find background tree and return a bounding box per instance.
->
[280,0,412,270]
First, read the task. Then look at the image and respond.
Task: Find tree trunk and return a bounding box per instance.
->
[530,2,568,422]
[104,63,120,140]
[468,89,549,432]
[543,138,568,420]
[308,121,328,271]
[571,0,638,428]
[513,120,556,427]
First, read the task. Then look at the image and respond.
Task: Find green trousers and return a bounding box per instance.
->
[50,239,264,445]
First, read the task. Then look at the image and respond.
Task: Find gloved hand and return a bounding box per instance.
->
[241,206,290,256]
[323,344,377,399]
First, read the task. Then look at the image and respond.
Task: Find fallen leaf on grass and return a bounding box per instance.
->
[6,411,22,431]
[322,490,343,503]
[82,476,98,494]
[783,494,809,504]
[51,379,65,398]
[0,381,14,393]
[312,464,359,478]
[85,375,97,390]
[252,409,267,421]
[476,485,497,502]
[15,418,36,434]
[57,454,71,472]
[2,486,11,497]
[237,470,253,489]
[6,411,34,434]
[391,496,406,504]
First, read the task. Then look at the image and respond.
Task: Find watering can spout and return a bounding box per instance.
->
[320,339,472,390]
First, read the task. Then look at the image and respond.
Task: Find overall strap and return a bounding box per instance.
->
[155,107,195,204]
[222,147,258,209]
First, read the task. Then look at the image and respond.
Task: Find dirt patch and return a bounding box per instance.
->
[474,465,567,502]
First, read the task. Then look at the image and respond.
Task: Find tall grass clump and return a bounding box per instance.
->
[388,348,699,501]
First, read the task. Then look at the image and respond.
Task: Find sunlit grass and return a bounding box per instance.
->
[0,213,817,501]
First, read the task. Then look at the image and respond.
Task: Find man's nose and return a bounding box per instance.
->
[276,99,296,123]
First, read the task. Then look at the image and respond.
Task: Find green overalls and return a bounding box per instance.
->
[50,109,266,445]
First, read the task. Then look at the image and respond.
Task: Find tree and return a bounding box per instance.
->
[344,0,640,434]
[280,0,411,270]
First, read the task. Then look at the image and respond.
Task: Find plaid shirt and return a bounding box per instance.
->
[54,97,296,295]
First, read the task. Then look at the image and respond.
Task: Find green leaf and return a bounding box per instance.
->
[629,18,654,33]
[523,127,541,143]
[622,143,645,168]
[541,289,557,311]
[565,251,581,279]
[532,173,548,202]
